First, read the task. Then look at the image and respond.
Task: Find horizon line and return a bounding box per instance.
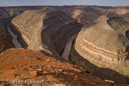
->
[0,5,128,8]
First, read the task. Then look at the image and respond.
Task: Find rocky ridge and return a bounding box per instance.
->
[0,48,114,86]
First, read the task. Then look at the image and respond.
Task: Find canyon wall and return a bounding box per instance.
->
[61,6,129,25]
[0,22,14,53]
[12,9,82,60]
[71,13,129,84]
[61,6,108,25]
[108,7,129,22]
[0,7,26,52]
[0,6,46,19]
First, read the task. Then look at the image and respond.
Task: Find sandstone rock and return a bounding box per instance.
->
[71,12,129,84]
[12,9,82,60]
[30,70,42,76]
[58,69,63,72]
[53,84,65,86]
[36,69,43,72]
[0,48,118,86]
[105,79,114,83]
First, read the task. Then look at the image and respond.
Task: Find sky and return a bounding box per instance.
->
[0,0,129,7]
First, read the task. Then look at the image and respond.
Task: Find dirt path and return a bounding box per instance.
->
[62,35,77,61]
[7,25,22,48]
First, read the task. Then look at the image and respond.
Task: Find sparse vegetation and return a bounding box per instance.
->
[19,65,23,67]
[21,77,25,80]
[97,82,100,84]
[0,49,117,85]
[68,37,77,64]
[86,70,90,73]
[13,73,18,77]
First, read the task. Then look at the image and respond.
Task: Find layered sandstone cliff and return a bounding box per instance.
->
[12,9,82,60]
[71,13,129,84]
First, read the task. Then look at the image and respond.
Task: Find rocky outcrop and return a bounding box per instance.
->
[71,12,129,84]
[0,48,114,86]
[12,9,82,60]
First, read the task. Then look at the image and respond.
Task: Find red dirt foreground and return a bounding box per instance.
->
[0,48,118,86]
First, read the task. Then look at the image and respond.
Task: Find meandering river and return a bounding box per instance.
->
[7,25,22,48]
[7,24,76,61]
[61,35,77,61]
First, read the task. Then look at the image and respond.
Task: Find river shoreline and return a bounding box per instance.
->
[61,35,77,61]
[7,25,22,48]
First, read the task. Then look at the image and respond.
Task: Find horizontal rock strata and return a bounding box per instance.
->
[12,9,82,60]
[71,13,129,84]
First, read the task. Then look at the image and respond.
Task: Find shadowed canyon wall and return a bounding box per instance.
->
[0,19,15,53]
[0,6,129,84]
[70,13,129,84]
[12,9,82,60]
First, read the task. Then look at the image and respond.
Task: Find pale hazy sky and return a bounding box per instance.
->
[0,0,129,7]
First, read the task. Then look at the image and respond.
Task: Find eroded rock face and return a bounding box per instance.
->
[109,7,129,22]
[61,6,129,25]
[71,12,129,84]
[62,6,107,25]
[12,9,82,60]
[0,22,14,53]
[110,7,129,15]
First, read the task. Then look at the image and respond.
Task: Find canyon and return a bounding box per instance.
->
[0,5,129,85]
[70,12,129,84]
[61,35,77,61]
[7,25,22,48]
[0,22,14,53]
[11,9,82,61]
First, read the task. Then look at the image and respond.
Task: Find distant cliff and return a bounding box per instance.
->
[61,6,129,25]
